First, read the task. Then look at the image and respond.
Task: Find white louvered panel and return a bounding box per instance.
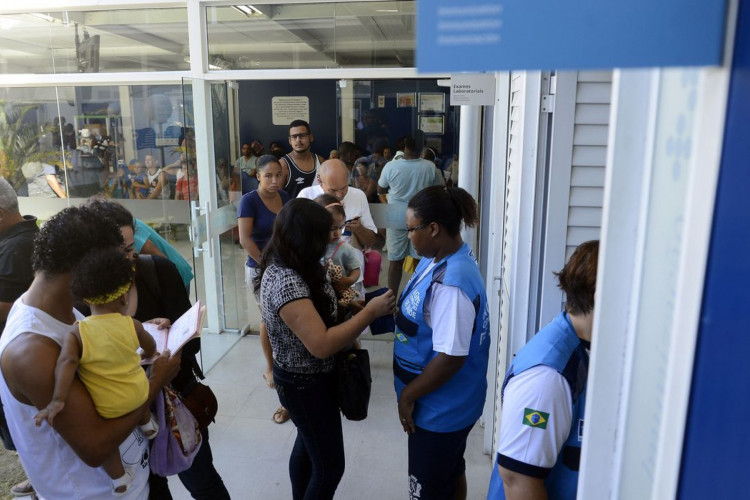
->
[564,71,611,266]
[572,145,607,166]
[573,124,609,146]
[551,71,610,311]
[511,74,524,92]
[571,166,606,187]
[574,104,610,125]
[576,82,612,103]
[494,72,525,454]
[577,70,613,82]
[569,186,605,207]
[568,206,603,227]
[567,226,601,247]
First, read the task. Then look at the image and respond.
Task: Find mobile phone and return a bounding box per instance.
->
[345,216,361,224]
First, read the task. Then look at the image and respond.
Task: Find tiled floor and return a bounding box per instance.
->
[166,335,494,499]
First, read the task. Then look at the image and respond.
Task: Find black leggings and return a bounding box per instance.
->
[274,365,344,500]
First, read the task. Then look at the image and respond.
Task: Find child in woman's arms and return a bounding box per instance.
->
[34,248,170,496]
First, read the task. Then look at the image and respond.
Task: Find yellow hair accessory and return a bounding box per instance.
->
[84,282,131,306]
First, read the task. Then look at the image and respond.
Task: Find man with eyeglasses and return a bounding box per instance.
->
[280,119,324,198]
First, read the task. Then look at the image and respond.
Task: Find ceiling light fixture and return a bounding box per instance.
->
[232,5,262,17]
[27,13,57,23]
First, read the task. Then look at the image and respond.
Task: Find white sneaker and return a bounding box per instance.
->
[111,468,133,497]
[138,414,159,440]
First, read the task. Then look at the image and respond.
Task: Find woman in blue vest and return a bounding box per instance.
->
[487,240,598,499]
[393,185,490,500]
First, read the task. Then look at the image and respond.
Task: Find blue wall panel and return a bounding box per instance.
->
[679,1,750,497]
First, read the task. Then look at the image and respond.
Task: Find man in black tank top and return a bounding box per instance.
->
[280,119,324,198]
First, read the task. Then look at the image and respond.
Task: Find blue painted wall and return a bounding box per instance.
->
[679,1,750,497]
[236,79,455,163]
[238,80,337,158]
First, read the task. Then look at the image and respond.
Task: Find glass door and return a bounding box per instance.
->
[181,78,244,372]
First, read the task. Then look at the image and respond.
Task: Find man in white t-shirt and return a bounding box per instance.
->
[298,159,382,250]
[0,206,181,499]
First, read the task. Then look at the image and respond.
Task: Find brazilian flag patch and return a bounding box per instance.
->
[523,408,549,429]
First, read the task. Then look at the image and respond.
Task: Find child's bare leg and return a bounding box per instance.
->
[139,408,151,426]
[138,407,158,439]
[102,453,126,484]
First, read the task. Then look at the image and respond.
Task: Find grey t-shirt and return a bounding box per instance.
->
[260,263,337,374]
[325,241,361,276]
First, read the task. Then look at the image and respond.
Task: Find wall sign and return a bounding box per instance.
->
[417,0,727,72]
[271,96,309,126]
[450,73,496,106]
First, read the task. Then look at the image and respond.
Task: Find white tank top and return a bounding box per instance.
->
[147,167,171,199]
[0,295,150,499]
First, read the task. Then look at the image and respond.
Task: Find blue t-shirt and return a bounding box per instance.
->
[378,158,444,205]
[238,190,290,267]
[133,219,194,289]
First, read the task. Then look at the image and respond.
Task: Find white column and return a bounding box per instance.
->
[340,80,355,143]
[577,68,658,500]
[482,71,510,455]
[188,1,222,333]
[458,105,482,252]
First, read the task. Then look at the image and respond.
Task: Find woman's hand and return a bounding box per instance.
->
[364,289,397,318]
[397,395,416,434]
[146,318,171,329]
[149,349,182,387]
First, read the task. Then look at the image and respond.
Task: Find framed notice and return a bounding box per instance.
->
[271,96,310,125]
[378,95,385,108]
[419,93,445,113]
[397,93,416,108]
[419,115,444,135]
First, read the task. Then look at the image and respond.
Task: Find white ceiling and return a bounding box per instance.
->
[0,1,415,73]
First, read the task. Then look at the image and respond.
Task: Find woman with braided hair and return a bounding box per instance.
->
[393,185,491,500]
[34,247,169,496]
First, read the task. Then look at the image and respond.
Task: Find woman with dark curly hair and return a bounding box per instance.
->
[0,205,181,500]
[393,185,490,500]
[34,248,168,495]
[254,198,396,499]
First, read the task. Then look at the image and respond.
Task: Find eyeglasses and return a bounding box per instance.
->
[406,223,428,233]
[289,133,310,140]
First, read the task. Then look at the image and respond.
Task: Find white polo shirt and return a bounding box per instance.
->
[497,365,573,473]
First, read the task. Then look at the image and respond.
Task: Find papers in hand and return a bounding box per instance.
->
[143,301,205,358]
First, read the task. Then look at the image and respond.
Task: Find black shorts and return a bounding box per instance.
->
[407,423,474,500]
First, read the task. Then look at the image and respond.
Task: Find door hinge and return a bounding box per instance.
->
[541,94,555,113]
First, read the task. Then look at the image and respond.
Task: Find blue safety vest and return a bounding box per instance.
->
[393,243,490,432]
[487,312,589,499]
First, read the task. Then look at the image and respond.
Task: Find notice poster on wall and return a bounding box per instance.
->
[272,96,310,125]
[419,115,444,135]
[378,95,385,108]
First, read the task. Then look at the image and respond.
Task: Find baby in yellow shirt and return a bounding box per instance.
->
[34,247,169,496]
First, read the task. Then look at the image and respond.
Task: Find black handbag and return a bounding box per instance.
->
[336,348,372,421]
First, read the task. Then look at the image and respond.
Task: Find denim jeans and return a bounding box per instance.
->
[148,427,230,500]
[273,364,344,500]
